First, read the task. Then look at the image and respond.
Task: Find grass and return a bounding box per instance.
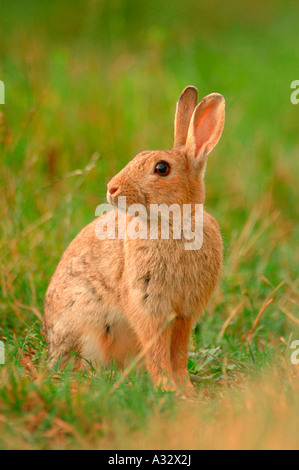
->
[0,0,299,450]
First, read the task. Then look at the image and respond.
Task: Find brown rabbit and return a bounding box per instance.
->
[43,86,225,394]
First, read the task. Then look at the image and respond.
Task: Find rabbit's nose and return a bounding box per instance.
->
[108,186,118,195]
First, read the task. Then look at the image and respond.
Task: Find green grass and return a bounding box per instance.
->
[0,0,299,450]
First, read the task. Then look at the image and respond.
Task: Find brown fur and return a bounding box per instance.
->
[43,87,225,393]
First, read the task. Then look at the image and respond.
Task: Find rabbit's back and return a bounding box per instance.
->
[43,214,139,368]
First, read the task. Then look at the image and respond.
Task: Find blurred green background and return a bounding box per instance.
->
[1,0,298,325]
[0,0,298,450]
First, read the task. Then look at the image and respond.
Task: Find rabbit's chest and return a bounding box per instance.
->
[128,241,207,319]
[157,251,204,315]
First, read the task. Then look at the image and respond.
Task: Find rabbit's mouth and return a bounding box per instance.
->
[107,183,121,203]
[107,192,118,207]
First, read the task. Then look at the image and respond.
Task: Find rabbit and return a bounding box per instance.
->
[43,86,225,394]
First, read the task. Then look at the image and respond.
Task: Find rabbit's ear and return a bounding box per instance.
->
[174,86,198,148]
[185,93,225,166]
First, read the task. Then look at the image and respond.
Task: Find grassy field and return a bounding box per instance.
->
[0,0,298,450]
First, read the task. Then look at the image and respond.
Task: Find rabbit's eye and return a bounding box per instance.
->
[155,161,171,176]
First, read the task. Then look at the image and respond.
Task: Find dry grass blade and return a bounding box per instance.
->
[246,298,273,345]
[219,300,245,340]
[246,281,286,344]
[12,89,48,153]
[230,209,259,268]
[241,211,280,259]
[34,152,100,194]
[230,209,280,272]
[14,301,43,322]
[42,417,90,448]
[19,212,53,238]
[19,356,40,381]
[279,307,299,326]
[0,212,53,251]
[261,276,298,307]
[64,152,100,178]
